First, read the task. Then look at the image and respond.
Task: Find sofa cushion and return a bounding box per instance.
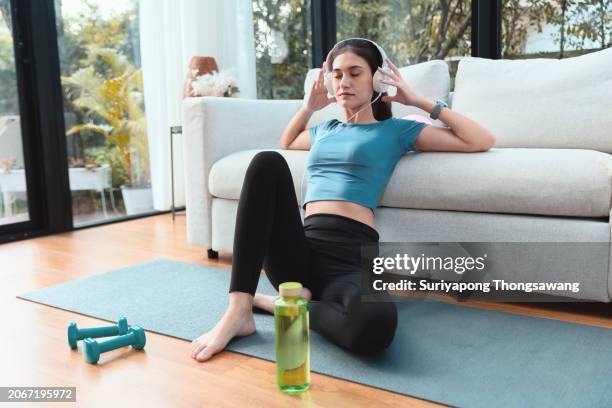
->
[452,47,612,154]
[302,60,451,128]
[209,148,612,218]
[381,148,612,218]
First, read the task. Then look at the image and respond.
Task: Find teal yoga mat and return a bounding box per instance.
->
[18,259,612,408]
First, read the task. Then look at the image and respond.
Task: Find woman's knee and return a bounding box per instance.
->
[345,300,398,355]
[247,151,288,178]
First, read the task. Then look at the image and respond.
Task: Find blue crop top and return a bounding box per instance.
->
[303,117,428,213]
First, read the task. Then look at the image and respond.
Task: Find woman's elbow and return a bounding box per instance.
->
[279,134,290,149]
[476,132,496,151]
[486,133,497,149]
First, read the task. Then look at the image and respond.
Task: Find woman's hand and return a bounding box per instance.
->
[378,58,422,107]
[304,61,337,113]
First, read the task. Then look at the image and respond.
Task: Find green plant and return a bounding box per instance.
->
[62,47,149,188]
[85,146,128,189]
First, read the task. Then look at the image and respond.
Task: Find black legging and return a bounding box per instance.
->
[229,150,398,355]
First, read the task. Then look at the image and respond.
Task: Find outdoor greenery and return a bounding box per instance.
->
[62,47,149,188]
[252,0,474,99]
[336,0,472,64]
[253,0,312,99]
[0,0,144,188]
[252,0,611,99]
[502,0,611,58]
[56,0,147,190]
[336,0,472,88]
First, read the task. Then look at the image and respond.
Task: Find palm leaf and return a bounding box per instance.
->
[88,47,131,77]
[65,123,110,138]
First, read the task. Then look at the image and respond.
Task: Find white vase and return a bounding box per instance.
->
[120,185,153,215]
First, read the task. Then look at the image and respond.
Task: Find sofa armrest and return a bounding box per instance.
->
[182,96,304,248]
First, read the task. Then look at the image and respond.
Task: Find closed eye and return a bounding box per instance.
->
[334,74,359,79]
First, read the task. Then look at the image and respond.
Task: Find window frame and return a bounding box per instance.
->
[0,0,71,243]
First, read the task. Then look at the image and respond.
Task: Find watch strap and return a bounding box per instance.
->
[430,99,448,120]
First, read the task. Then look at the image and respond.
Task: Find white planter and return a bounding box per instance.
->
[120,185,153,215]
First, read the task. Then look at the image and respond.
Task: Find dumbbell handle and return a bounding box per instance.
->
[78,326,121,339]
[97,331,138,353]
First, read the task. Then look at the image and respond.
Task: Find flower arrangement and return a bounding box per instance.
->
[189,68,240,97]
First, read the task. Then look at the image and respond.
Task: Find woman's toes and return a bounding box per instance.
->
[195,341,223,362]
[195,351,212,362]
[191,341,206,358]
[191,332,213,357]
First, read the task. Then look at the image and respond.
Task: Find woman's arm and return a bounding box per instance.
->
[413,97,496,152]
[281,61,336,149]
[379,58,496,153]
[279,106,314,149]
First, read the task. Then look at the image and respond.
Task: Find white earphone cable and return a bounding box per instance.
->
[344,91,383,124]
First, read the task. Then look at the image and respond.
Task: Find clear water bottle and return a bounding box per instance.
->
[274,281,310,393]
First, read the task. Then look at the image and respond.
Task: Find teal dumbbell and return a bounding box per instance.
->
[67,318,129,349]
[83,326,146,364]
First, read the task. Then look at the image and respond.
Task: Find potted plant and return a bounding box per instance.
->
[62,47,152,215]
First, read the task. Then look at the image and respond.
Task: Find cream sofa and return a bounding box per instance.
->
[182,47,612,302]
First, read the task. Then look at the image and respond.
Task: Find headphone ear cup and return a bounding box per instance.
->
[323,71,334,97]
[373,69,389,94]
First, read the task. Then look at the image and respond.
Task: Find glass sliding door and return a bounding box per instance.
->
[0,3,29,227]
[54,0,153,226]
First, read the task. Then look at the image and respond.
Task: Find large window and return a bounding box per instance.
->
[55,0,152,226]
[0,3,29,226]
[253,0,313,99]
[502,0,611,59]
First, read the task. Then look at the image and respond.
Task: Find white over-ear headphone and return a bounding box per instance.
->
[323,37,393,99]
[299,38,394,211]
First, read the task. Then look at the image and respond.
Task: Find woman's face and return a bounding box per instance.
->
[331,51,373,108]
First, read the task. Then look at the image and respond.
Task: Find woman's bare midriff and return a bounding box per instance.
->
[304,200,377,231]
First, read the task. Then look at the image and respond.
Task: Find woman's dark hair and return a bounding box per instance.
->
[327,38,392,121]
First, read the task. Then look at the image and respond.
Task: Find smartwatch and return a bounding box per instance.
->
[430,99,448,120]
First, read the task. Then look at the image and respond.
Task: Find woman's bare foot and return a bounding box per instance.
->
[253,287,312,314]
[191,292,256,362]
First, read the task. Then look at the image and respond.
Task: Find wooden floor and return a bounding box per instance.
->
[2,214,612,407]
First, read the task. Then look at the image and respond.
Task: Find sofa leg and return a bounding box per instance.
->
[207,248,219,259]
